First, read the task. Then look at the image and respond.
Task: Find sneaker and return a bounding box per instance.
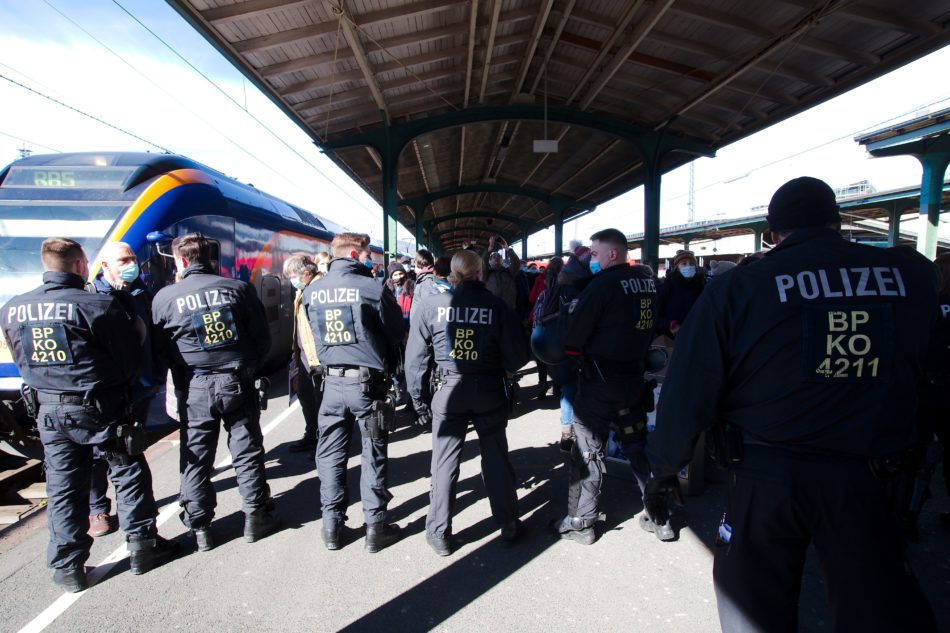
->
[364,523,401,553]
[128,535,180,575]
[288,437,317,453]
[499,519,522,546]
[426,532,452,557]
[53,566,88,593]
[244,510,281,543]
[88,513,117,538]
[192,527,215,552]
[322,523,342,551]
[639,513,675,541]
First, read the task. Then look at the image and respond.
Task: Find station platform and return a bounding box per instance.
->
[1,369,948,633]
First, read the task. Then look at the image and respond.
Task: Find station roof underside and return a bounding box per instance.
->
[168,0,950,252]
[623,180,950,250]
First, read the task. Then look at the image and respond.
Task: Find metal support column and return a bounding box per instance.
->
[381,142,399,268]
[683,240,690,252]
[643,166,662,272]
[887,203,901,247]
[753,228,763,253]
[413,203,426,252]
[553,207,564,257]
[521,230,528,261]
[916,153,949,258]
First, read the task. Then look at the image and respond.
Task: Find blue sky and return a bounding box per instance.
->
[1,0,948,257]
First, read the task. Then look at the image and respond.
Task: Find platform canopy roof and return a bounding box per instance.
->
[168,0,950,253]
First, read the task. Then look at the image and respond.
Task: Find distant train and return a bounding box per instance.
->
[0,151,384,458]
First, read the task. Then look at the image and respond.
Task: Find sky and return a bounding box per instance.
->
[1,0,948,259]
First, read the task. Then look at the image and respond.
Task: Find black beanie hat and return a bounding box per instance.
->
[767,177,840,232]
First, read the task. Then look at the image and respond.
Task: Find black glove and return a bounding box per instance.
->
[414,402,432,426]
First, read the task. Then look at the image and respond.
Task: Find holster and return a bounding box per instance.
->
[504,378,520,415]
[254,377,270,411]
[711,423,744,468]
[107,420,146,466]
[359,366,387,398]
[364,395,396,438]
[20,384,38,419]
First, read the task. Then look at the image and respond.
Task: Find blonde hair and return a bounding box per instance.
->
[447,250,483,286]
[330,232,369,258]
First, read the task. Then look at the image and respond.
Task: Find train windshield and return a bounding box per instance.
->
[0,201,129,295]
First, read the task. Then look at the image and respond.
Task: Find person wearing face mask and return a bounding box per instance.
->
[282,253,327,456]
[656,250,706,339]
[552,228,665,545]
[385,262,415,324]
[84,241,165,539]
[1,238,178,592]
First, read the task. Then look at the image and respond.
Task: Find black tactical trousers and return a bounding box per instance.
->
[89,398,153,515]
[179,373,270,529]
[317,374,391,527]
[714,445,936,633]
[295,357,322,443]
[37,403,158,569]
[427,376,517,538]
[569,373,651,524]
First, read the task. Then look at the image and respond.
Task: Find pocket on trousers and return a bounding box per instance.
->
[213,380,247,416]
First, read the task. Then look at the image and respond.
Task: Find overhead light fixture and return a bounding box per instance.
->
[533,53,558,154]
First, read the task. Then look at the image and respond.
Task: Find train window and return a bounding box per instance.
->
[207,240,221,275]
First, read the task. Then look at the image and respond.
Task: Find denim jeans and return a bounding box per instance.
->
[559,382,577,429]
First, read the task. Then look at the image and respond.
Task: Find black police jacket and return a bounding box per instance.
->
[924,292,950,374]
[561,262,658,368]
[655,269,705,337]
[303,257,404,372]
[647,228,939,478]
[405,280,529,404]
[92,273,164,395]
[1,271,141,393]
[151,263,271,373]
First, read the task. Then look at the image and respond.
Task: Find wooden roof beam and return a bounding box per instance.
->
[477,0,503,104]
[330,1,388,117]
[263,44,469,82]
[565,1,644,106]
[202,0,311,25]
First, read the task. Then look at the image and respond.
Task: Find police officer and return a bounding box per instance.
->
[1,238,177,592]
[87,241,163,538]
[304,233,405,552]
[405,250,528,556]
[552,228,662,545]
[646,177,938,632]
[151,233,278,552]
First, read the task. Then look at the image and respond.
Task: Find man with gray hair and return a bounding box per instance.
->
[86,241,163,538]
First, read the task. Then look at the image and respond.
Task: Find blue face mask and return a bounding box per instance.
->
[290,277,306,291]
[680,265,696,279]
[364,259,374,269]
[589,260,602,275]
[117,262,139,283]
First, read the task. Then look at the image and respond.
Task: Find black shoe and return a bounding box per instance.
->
[53,566,88,593]
[245,510,281,543]
[426,532,452,557]
[499,519,522,547]
[322,523,342,550]
[639,513,675,541]
[551,516,597,545]
[128,535,180,575]
[365,523,401,553]
[288,437,317,453]
[559,432,575,455]
[192,527,215,552]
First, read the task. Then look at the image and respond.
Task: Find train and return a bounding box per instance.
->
[0,151,385,458]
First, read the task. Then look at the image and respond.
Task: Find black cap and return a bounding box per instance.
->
[767,177,840,232]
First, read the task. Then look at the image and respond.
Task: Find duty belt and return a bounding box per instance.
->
[324,366,364,378]
[35,387,125,406]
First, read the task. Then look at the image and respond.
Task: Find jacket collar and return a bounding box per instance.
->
[42,271,85,288]
[767,227,841,256]
[181,262,215,279]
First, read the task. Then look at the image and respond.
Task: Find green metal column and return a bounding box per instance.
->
[521,230,528,261]
[887,203,901,247]
[381,148,399,268]
[916,153,949,258]
[683,240,690,252]
[553,207,564,257]
[413,203,426,252]
[643,166,661,271]
[753,228,763,253]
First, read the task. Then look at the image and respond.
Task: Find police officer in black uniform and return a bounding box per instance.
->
[922,253,950,529]
[646,177,938,632]
[304,233,405,552]
[405,249,528,556]
[151,233,278,552]
[1,238,177,592]
[552,228,663,545]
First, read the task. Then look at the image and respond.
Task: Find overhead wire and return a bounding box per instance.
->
[0,130,61,153]
[109,0,382,222]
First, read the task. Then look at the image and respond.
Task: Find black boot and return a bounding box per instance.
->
[426,532,452,556]
[550,515,596,545]
[128,535,180,575]
[53,566,88,593]
[365,523,401,553]
[499,519,522,547]
[245,509,281,543]
[191,526,215,552]
[322,523,342,551]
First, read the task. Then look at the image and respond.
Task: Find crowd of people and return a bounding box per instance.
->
[3,175,947,631]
